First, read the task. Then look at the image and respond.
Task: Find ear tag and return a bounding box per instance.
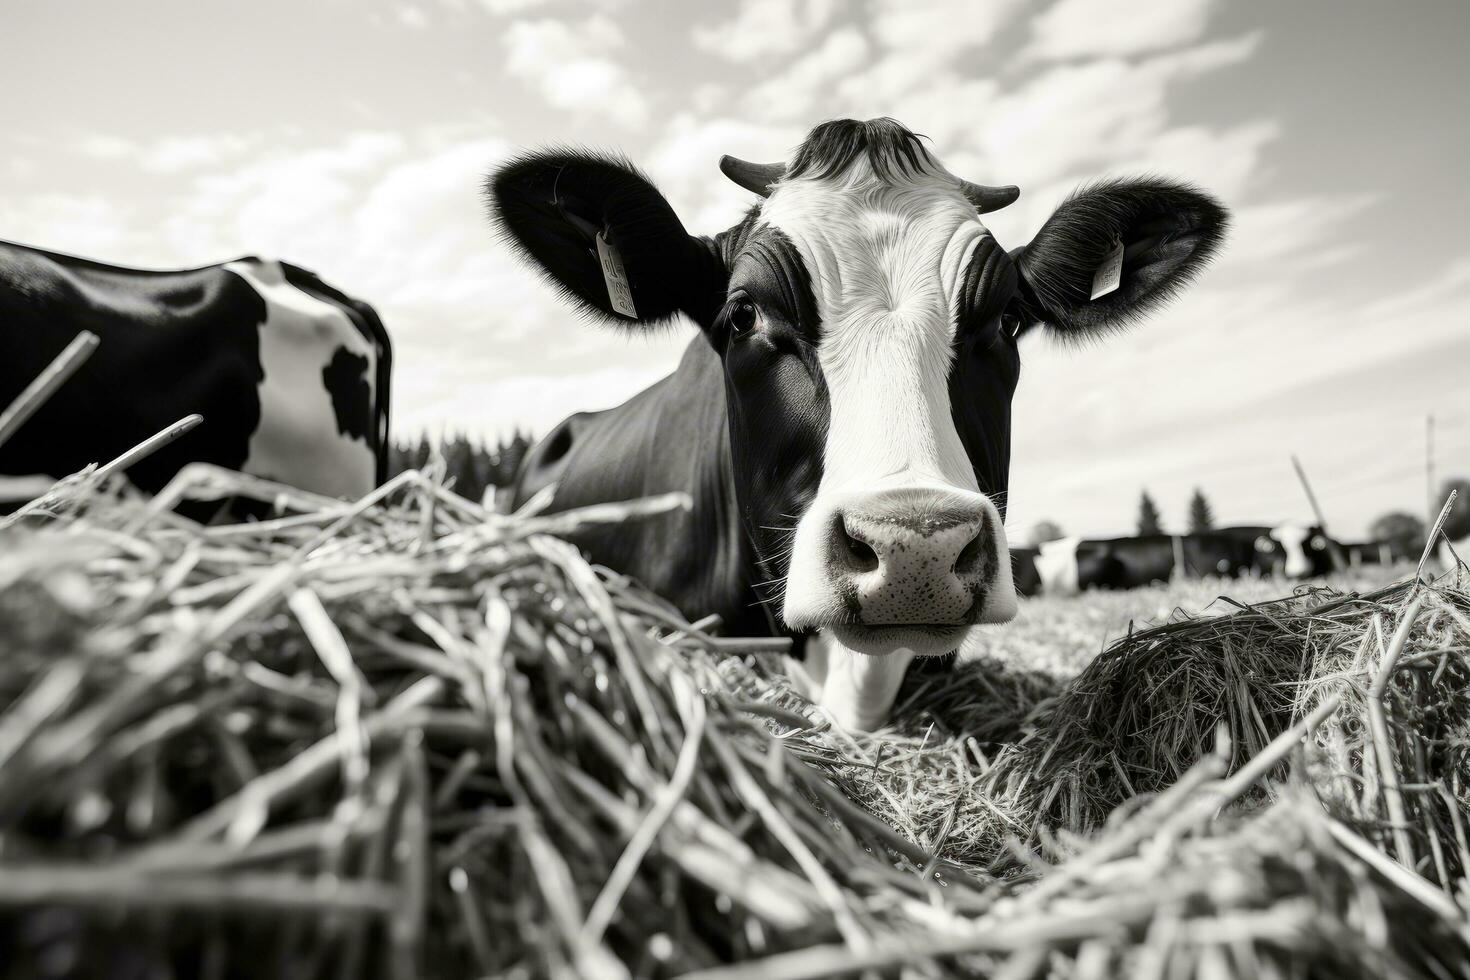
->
[595,230,638,319]
[1090,238,1125,300]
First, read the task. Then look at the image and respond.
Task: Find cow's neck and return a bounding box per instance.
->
[547,336,773,638]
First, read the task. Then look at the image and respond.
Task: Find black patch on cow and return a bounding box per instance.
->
[0,241,267,523]
[0,242,392,523]
[321,347,372,442]
[281,260,393,484]
[719,225,829,623]
[950,236,1022,514]
[540,423,574,463]
[786,117,936,183]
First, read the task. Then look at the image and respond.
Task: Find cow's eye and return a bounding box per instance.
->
[729,299,758,335]
[1310,535,1326,550]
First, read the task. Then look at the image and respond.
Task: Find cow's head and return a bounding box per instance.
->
[489,118,1227,728]
[1254,523,1335,578]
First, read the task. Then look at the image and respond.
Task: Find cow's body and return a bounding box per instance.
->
[1214,524,1335,578]
[1341,540,1392,567]
[1033,532,1253,594]
[1009,545,1043,597]
[493,118,1226,728]
[0,241,392,513]
[1035,525,1335,595]
[515,337,775,638]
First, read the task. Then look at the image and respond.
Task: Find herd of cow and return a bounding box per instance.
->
[0,117,1408,729]
[1010,524,1391,597]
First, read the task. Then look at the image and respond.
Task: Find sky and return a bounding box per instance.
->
[3,0,1468,539]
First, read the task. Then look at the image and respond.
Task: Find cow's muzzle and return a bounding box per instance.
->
[783,486,1017,651]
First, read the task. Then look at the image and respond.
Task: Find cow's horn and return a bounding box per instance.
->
[719,156,786,197]
[959,180,1021,214]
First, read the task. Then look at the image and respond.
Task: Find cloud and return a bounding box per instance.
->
[477,0,549,12]
[743,27,871,123]
[968,35,1263,193]
[692,0,838,62]
[827,0,1026,106]
[395,4,430,28]
[503,15,648,127]
[869,0,1026,61]
[75,132,263,175]
[0,192,139,258]
[395,358,681,440]
[1026,0,1219,60]
[644,114,805,229]
[1225,193,1375,267]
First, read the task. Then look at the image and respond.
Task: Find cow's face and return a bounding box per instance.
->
[490,117,1227,728]
[1255,523,1334,577]
[716,134,1023,662]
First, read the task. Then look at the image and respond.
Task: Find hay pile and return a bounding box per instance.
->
[1,463,1468,979]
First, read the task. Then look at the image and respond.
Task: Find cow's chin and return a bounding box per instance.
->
[826,623,970,657]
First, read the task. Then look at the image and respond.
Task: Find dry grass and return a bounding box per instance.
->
[1,464,1467,979]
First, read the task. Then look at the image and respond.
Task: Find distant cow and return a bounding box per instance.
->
[1341,540,1393,567]
[492,117,1226,728]
[1010,545,1043,597]
[1035,532,1255,595]
[0,241,392,515]
[1215,524,1337,578]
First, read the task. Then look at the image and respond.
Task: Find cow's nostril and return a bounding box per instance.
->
[953,533,986,576]
[837,518,880,573]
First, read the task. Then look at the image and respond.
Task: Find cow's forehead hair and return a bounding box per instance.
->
[750,158,996,494]
[752,159,992,340]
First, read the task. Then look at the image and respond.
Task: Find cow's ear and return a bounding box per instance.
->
[488,151,727,329]
[1011,178,1227,339]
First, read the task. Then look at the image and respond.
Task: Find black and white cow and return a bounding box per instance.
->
[491,118,1226,728]
[1010,545,1043,598]
[1033,532,1255,594]
[1341,540,1393,567]
[0,241,392,515]
[1215,523,1337,578]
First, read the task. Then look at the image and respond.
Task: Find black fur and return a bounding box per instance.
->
[786,117,937,183]
[0,241,392,517]
[1013,177,1228,340]
[487,149,727,330]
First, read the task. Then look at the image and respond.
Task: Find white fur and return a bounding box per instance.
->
[787,634,915,732]
[760,157,1016,729]
[224,259,378,500]
[1036,536,1083,596]
[1271,523,1312,578]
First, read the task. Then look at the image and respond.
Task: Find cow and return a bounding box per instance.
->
[490,117,1227,729]
[1341,539,1393,567]
[1215,523,1337,578]
[0,241,392,519]
[1034,532,1254,595]
[1010,545,1043,597]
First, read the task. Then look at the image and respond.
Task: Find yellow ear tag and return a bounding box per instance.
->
[1089,239,1125,300]
[595,230,638,319]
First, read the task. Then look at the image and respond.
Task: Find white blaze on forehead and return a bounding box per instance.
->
[224,258,377,500]
[763,158,1019,731]
[756,161,991,494]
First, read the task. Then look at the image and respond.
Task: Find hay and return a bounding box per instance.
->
[1,464,1468,979]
